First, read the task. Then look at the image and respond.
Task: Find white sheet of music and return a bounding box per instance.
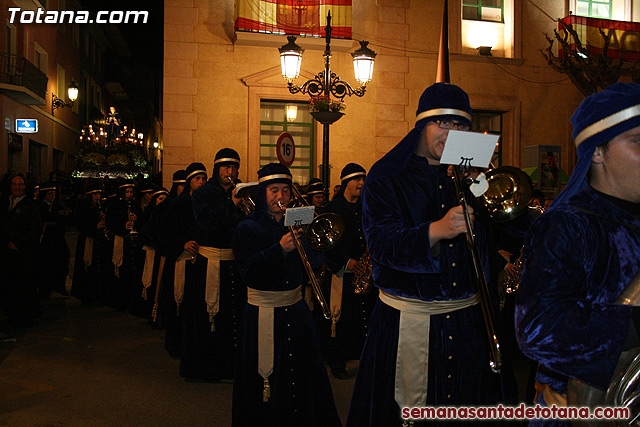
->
[284,206,315,227]
[440,130,499,169]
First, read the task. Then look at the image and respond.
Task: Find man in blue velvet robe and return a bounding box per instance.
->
[516,83,640,425]
[321,163,378,380]
[231,162,340,427]
[347,83,502,427]
[184,149,246,381]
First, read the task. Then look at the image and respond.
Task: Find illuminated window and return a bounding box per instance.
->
[576,0,612,19]
[463,0,503,23]
[260,100,315,185]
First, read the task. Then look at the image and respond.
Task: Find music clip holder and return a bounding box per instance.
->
[284,206,315,227]
[439,130,499,170]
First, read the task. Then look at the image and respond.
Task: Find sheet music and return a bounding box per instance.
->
[284,206,315,227]
[439,130,499,168]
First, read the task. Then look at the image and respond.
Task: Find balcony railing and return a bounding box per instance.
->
[0,53,48,99]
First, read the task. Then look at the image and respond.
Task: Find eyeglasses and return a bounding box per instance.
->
[433,120,470,131]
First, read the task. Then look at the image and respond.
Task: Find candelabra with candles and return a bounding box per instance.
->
[278,12,376,199]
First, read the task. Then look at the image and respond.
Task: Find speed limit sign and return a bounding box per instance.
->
[276,132,295,167]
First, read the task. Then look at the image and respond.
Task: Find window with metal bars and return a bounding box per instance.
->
[260,100,315,185]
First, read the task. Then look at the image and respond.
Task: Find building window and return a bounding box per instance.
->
[576,0,612,19]
[57,63,65,100]
[34,43,48,74]
[463,0,503,23]
[472,111,502,166]
[260,100,314,185]
[6,23,16,55]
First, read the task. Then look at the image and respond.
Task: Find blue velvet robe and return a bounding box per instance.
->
[347,155,501,427]
[515,186,640,422]
[158,190,197,357]
[180,179,246,380]
[231,212,341,427]
[321,194,378,365]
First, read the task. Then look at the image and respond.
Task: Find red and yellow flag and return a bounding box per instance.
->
[560,15,640,61]
[235,0,352,38]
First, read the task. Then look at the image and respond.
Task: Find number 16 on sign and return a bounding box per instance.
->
[276,132,295,167]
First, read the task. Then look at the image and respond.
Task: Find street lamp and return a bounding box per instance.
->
[278,11,376,198]
[52,81,79,114]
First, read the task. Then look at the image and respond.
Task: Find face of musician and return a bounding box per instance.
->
[218,164,239,190]
[143,192,153,203]
[91,192,102,204]
[344,177,365,203]
[265,183,291,221]
[156,194,167,205]
[417,123,450,165]
[311,194,325,209]
[44,190,56,204]
[190,174,207,194]
[10,176,25,198]
[124,188,135,201]
[590,124,640,203]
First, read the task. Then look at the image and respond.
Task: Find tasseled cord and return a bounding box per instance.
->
[151,303,158,323]
[210,313,215,333]
[331,317,337,338]
[176,302,181,316]
[142,287,147,300]
[263,377,271,402]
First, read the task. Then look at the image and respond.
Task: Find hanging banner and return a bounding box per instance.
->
[559,15,640,61]
[235,0,352,38]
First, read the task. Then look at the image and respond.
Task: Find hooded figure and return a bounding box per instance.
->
[347,83,501,427]
[183,150,246,381]
[515,83,640,425]
[319,162,378,381]
[231,162,340,427]
[158,162,208,358]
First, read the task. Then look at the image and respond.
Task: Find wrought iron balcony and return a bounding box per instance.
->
[0,53,48,104]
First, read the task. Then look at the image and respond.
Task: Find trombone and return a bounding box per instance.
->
[289,184,345,252]
[452,164,502,374]
[277,201,332,320]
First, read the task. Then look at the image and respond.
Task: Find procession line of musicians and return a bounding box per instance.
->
[5,80,639,427]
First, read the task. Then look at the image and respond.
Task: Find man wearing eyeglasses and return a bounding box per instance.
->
[347,83,502,427]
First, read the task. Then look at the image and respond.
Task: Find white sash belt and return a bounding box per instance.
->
[330,273,344,338]
[112,235,124,277]
[83,236,94,269]
[379,290,480,411]
[247,286,302,402]
[174,249,195,315]
[198,246,234,332]
[141,245,156,300]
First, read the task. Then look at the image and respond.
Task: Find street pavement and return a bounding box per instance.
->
[0,295,358,427]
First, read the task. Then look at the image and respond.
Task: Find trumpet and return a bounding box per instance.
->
[278,201,331,320]
[227,177,255,215]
